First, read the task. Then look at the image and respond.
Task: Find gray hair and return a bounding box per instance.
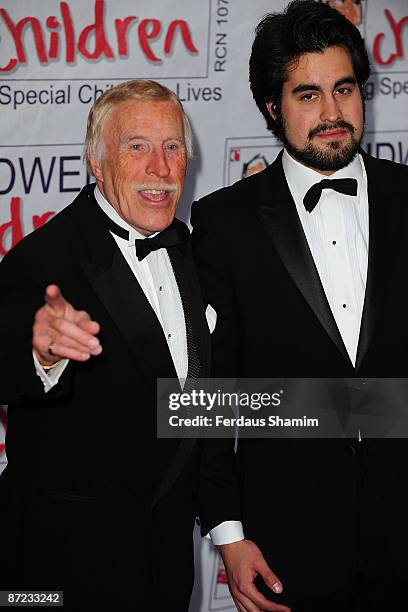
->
[84,79,193,172]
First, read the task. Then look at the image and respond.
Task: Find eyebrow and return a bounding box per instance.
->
[291,76,357,94]
[125,135,148,141]
[124,135,184,142]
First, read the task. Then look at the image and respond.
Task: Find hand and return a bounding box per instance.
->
[218,539,290,612]
[33,284,102,366]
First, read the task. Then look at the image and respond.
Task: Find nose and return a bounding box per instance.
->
[146,148,170,178]
[320,93,342,123]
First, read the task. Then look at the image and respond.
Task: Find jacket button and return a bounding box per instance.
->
[345,444,356,456]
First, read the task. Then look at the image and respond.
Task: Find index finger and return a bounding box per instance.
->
[45,284,68,312]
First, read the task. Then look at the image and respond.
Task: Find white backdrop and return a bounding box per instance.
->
[0,1,407,609]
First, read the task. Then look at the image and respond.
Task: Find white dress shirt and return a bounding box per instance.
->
[34,185,188,388]
[210,150,369,546]
[282,150,368,365]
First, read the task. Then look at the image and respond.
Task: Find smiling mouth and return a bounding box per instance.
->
[141,189,166,195]
[138,189,169,202]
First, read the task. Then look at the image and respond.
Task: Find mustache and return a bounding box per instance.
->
[132,183,178,192]
[308,121,355,140]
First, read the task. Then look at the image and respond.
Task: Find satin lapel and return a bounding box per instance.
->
[255,152,350,363]
[152,227,211,509]
[81,251,179,381]
[168,227,211,378]
[73,186,178,381]
[355,152,405,371]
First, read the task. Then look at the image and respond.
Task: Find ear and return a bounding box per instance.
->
[89,157,104,182]
[266,100,277,121]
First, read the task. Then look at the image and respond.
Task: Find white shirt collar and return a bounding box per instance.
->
[94,184,151,245]
[282,149,364,207]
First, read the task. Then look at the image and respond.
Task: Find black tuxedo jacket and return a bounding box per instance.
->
[0,184,210,610]
[191,150,408,599]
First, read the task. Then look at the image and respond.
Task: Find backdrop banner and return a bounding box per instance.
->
[1,1,407,609]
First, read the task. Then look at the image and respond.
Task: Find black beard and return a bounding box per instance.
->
[276,117,362,172]
[284,133,361,171]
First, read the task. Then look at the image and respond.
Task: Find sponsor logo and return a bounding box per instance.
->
[0,145,90,256]
[224,137,282,186]
[0,0,210,79]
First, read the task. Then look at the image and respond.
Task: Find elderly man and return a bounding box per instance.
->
[0,80,210,610]
[192,1,408,611]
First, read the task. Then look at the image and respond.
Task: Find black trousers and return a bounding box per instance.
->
[255,443,404,611]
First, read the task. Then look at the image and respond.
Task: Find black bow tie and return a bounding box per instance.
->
[134,226,183,261]
[303,178,358,213]
[102,214,188,260]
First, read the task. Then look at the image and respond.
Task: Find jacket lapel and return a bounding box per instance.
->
[152,228,211,509]
[74,186,178,381]
[81,251,179,381]
[71,186,210,508]
[167,228,211,379]
[255,152,351,364]
[355,151,405,371]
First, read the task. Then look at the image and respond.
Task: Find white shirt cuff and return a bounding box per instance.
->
[33,350,69,393]
[208,521,245,545]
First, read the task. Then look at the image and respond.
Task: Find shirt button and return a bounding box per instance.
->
[332,240,337,245]
[342,304,347,308]
[168,333,172,339]
[159,286,163,292]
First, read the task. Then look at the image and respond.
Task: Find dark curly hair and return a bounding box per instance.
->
[249,0,370,136]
